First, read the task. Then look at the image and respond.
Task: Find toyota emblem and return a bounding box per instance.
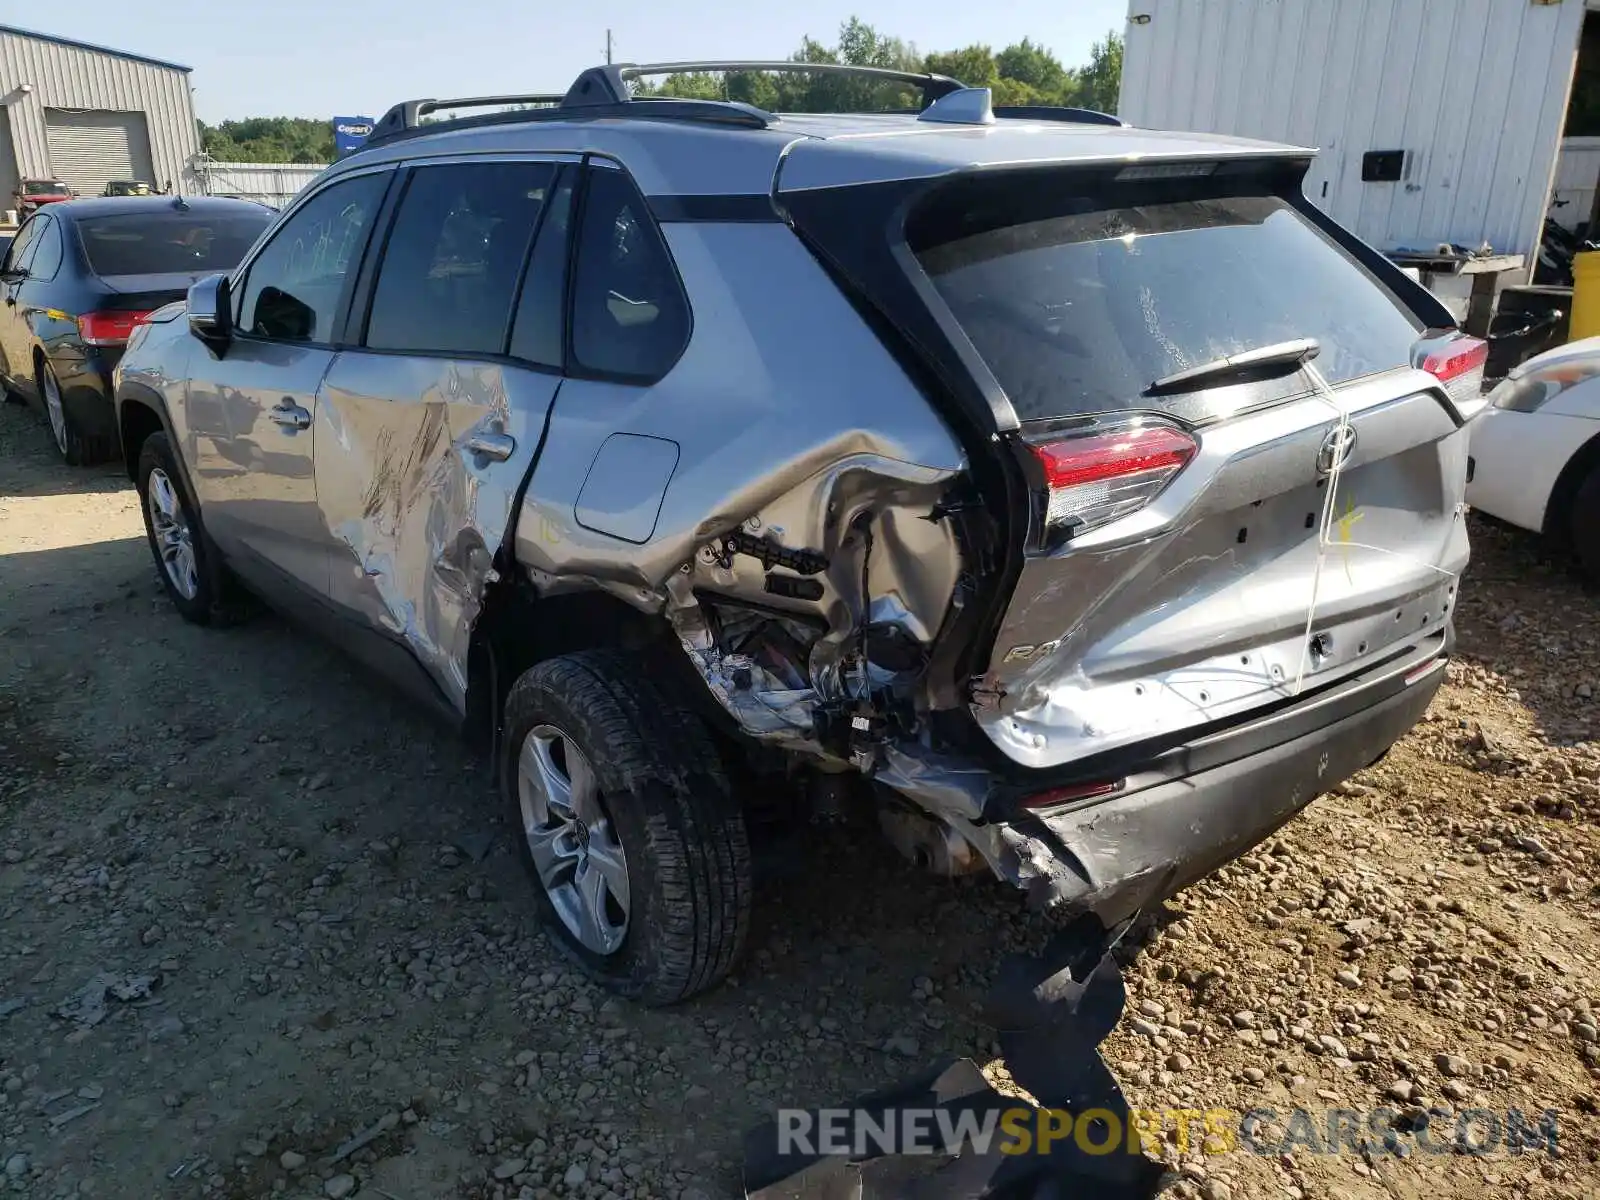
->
[1316,424,1357,475]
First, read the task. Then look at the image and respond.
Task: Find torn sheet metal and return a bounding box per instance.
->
[743,919,1166,1200]
[668,572,820,747]
[315,356,560,713]
[663,458,964,751]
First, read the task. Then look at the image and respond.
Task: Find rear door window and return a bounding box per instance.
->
[26,215,61,280]
[909,173,1423,422]
[364,160,556,356]
[78,211,273,276]
[508,170,575,369]
[4,216,44,274]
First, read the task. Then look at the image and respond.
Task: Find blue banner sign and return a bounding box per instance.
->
[332,117,375,156]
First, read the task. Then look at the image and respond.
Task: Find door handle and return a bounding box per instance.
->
[465,430,515,462]
[267,398,311,431]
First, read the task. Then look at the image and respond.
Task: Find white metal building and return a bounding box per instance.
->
[197,159,327,209]
[0,23,202,207]
[1118,0,1594,262]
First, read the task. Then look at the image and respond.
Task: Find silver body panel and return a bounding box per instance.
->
[512,221,965,744]
[183,337,334,594]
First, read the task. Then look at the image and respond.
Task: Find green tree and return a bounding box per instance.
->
[996,37,1070,95]
[923,46,1000,90]
[197,117,336,164]
[1077,31,1123,114]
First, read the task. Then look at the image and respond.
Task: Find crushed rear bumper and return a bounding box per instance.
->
[926,630,1450,922]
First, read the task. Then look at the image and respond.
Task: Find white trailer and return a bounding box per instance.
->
[1118,0,1593,265]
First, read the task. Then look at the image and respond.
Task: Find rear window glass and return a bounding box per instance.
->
[909,176,1422,422]
[24,181,69,196]
[78,212,273,277]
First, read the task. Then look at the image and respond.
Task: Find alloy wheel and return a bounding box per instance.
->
[41,366,67,455]
[146,467,199,600]
[517,724,631,955]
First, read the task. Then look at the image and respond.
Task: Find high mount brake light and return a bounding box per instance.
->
[1029,425,1198,535]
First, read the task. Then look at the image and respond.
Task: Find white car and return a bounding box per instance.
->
[1468,335,1600,575]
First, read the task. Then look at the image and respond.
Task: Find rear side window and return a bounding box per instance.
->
[569,167,690,380]
[909,174,1423,422]
[4,216,44,274]
[365,161,556,356]
[78,212,272,276]
[26,216,61,280]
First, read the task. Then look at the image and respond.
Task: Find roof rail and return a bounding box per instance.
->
[992,104,1126,128]
[365,93,773,150]
[369,94,565,141]
[618,60,965,106]
[363,62,1122,150]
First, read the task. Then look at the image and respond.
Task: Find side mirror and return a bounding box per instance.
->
[187,273,232,350]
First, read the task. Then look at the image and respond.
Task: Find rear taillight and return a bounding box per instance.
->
[1419,335,1488,408]
[1022,779,1124,809]
[77,310,154,346]
[1029,424,1198,534]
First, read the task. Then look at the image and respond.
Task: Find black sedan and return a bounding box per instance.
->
[0,195,274,464]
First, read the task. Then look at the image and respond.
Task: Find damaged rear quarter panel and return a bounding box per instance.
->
[514,221,965,593]
[511,221,968,729]
[315,352,561,711]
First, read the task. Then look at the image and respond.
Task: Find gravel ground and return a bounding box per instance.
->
[1,396,1597,1200]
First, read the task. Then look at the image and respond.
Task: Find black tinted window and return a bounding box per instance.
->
[26,217,61,279]
[911,176,1422,422]
[570,168,689,379]
[78,212,271,276]
[366,161,554,356]
[508,172,574,368]
[239,173,387,343]
[5,217,43,273]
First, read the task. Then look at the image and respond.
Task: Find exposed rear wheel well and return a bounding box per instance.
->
[118,398,166,481]
[465,574,685,757]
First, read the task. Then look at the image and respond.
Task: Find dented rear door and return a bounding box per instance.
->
[313,158,575,712]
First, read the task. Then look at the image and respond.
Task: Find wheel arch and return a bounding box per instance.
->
[464,576,687,762]
[115,381,176,482]
[1540,428,1600,545]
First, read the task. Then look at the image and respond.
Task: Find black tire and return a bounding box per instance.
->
[1569,466,1600,582]
[37,357,112,465]
[135,431,249,625]
[502,649,752,1005]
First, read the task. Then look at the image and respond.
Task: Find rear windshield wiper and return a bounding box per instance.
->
[1144,338,1321,397]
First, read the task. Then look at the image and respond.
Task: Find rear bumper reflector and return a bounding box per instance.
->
[1403,654,1448,687]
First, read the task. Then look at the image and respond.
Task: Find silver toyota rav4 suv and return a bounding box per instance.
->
[114,63,1481,1004]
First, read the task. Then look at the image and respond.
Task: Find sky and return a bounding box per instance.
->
[21,0,1129,122]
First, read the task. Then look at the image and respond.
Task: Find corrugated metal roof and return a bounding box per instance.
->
[0,23,191,73]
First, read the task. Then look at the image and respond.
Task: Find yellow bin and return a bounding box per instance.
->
[1571,251,1600,342]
